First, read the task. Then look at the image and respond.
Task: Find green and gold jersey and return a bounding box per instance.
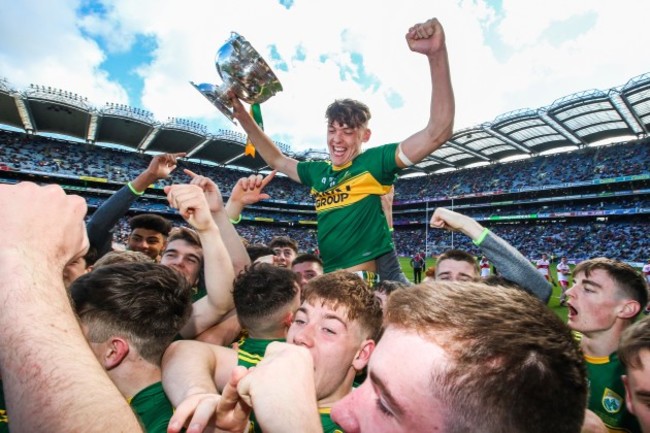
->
[585,352,641,433]
[297,143,400,272]
[320,407,344,433]
[237,337,285,368]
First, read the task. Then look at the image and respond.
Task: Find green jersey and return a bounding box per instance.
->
[129,381,174,433]
[297,143,400,272]
[585,353,640,433]
[237,337,285,368]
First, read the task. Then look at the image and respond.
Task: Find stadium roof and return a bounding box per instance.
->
[1,72,649,176]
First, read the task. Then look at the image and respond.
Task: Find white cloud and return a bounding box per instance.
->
[0,0,648,155]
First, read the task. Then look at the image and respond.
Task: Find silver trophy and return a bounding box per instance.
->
[191,32,283,122]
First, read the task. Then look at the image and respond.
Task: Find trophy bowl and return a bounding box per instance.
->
[191,32,283,122]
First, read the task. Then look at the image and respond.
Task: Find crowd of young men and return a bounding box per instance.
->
[1,15,649,433]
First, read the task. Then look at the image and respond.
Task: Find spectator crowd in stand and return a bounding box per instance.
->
[1,128,648,263]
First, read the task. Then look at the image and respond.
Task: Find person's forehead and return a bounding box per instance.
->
[131,228,164,238]
[574,268,615,286]
[299,299,353,324]
[627,350,650,387]
[293,261,322,274]
[638,348,650,366]
[436,259,476,274]
[165,239,202,255]
[370,327,449,407]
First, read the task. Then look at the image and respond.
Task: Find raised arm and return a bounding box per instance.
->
[225,170,276,224]
[430,207,552,303]
[184,169,251,276]
[0,182,143,432]
[230,96,301,182]
[86,152,184,257]
[164,184,236,337]
[397,18,455,168]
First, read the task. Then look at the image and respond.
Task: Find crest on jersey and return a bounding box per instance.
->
[601,387,623,414]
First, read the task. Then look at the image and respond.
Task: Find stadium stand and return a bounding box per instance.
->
[0,73,649,264]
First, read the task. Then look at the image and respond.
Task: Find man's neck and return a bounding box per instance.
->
[580,323,630,358]
[248,327,287,340]
[109,360,162,400]
[317,368,355,408]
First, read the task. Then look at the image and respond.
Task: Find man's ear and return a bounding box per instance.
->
[282,311,294,329]
[618,300,641,320]
[352,339,375,371]
[103,337,130,370]
[362,128,372,143]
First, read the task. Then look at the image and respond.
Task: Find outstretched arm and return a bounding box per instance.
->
[430,207,552,303]
[165,184,236,337]
[87,152,184,257]
[397,18,455,168]
[0,183,144,432]
[230,96,300,182]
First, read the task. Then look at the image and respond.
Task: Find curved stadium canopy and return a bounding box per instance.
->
[1,72,649,176]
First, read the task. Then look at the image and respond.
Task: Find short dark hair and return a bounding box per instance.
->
[291,253,323,268]
[233,263,299,332]
[325,99,371,129]
[436,249,479,277]
[619,317,650,370]
[70,262,192,365]
[129,214,172,237]
[79,246,98,267]
[386,281,587,433]
[573,257,648,318]
[303,271,382,341]
[246,244,275,263]
[269,236,298,253]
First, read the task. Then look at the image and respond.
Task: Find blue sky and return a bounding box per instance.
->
[0,0,648,153]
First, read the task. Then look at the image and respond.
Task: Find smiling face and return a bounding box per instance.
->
[127,228,166,260]
[287,300,373,406]
[331,326,449,432]
[327,121,370,167]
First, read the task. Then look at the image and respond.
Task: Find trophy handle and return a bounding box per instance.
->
[190,81,236,123]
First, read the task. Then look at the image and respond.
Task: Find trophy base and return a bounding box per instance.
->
[190,81,235,123]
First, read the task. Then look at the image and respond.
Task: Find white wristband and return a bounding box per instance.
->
[397,144,415,167]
